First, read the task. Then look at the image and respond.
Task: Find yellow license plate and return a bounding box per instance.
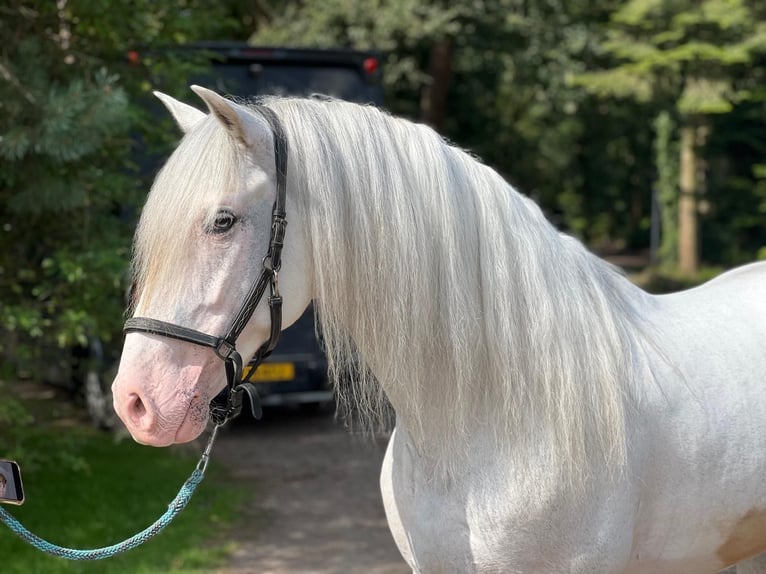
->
[242,362,295,382]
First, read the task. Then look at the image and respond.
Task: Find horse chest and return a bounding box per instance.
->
[380,426,636,573]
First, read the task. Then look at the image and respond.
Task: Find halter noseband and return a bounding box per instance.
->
[124,105,289,425]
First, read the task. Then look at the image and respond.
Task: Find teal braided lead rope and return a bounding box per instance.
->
[0,424,220,560]
[0,469,203,560]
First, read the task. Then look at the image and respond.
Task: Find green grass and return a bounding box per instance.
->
[0,424,245,573]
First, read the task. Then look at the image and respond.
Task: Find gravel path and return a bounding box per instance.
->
[212,408,410,574]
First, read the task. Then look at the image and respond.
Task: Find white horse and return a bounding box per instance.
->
[112,86,766,573]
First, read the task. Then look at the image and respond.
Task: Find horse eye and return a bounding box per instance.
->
[210,210,237,234]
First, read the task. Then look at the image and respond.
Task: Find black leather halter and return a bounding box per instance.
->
[124,105,288,425]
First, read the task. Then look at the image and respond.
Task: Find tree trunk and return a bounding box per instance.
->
[420,38,453,133]
[678,123,699,275]
[653,111,678,267]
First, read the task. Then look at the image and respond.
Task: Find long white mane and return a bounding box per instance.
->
[142,96,655,482]
[263,97,655,481]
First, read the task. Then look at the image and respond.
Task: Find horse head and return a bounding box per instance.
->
[112,87,311,445]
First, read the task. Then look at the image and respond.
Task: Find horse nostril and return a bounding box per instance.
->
[127,393,149,427]
[133,394,146,416]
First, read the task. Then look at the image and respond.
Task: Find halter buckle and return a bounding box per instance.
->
[195,424,221,473]
[270,269,280,298]
[271,216,287,247]
[215,339,235,360]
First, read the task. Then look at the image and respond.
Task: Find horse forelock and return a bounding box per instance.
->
[132,116,243,315]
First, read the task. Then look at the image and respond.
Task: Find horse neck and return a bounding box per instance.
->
[284,101,650,479]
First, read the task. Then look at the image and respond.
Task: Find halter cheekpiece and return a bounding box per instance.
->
[124,104,289,425]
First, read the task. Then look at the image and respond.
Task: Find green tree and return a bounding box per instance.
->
[250,0,469,126]
[576,0,766,272]
[466,0,657,246]
[703,98,766,263]
[252,0,657,248]
[0,1,247,378]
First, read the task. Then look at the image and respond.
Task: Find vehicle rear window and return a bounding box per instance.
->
[205,63,382,105]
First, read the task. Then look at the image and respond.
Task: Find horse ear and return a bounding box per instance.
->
[190,85,266,148]
[153,91,206,133]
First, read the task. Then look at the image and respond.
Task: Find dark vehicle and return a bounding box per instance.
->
[190,42,384,106]
[72,44,384,423]
[242,305,331,409]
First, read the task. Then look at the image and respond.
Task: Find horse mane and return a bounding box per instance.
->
[263,97,655,483]
[140,94,655,484]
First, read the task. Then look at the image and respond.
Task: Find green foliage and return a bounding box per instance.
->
[0,424,242,573]
[0,382,34,465]
[703,100,766,263]
[0,377,243,571]
[252,0,471,117]
[0,38,134,364]
[576,0,766,267]
[252,0,658,246]
[254,0,766,262]
[0,1,247,377]
[2,0,766,384]
[575,0,766,113]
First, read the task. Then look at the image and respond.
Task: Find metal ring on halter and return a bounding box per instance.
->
[196,424,221,473]
[262,254,278,272]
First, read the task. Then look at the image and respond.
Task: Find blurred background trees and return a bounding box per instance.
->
[575,0,766,273]
[253,0,766,267]
[2,0,766,383]
[0,1,246,377]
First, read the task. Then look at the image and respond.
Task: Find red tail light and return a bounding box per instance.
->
[363,57,379,74]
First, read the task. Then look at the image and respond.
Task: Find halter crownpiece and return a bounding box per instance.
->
[124,104,289,425]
